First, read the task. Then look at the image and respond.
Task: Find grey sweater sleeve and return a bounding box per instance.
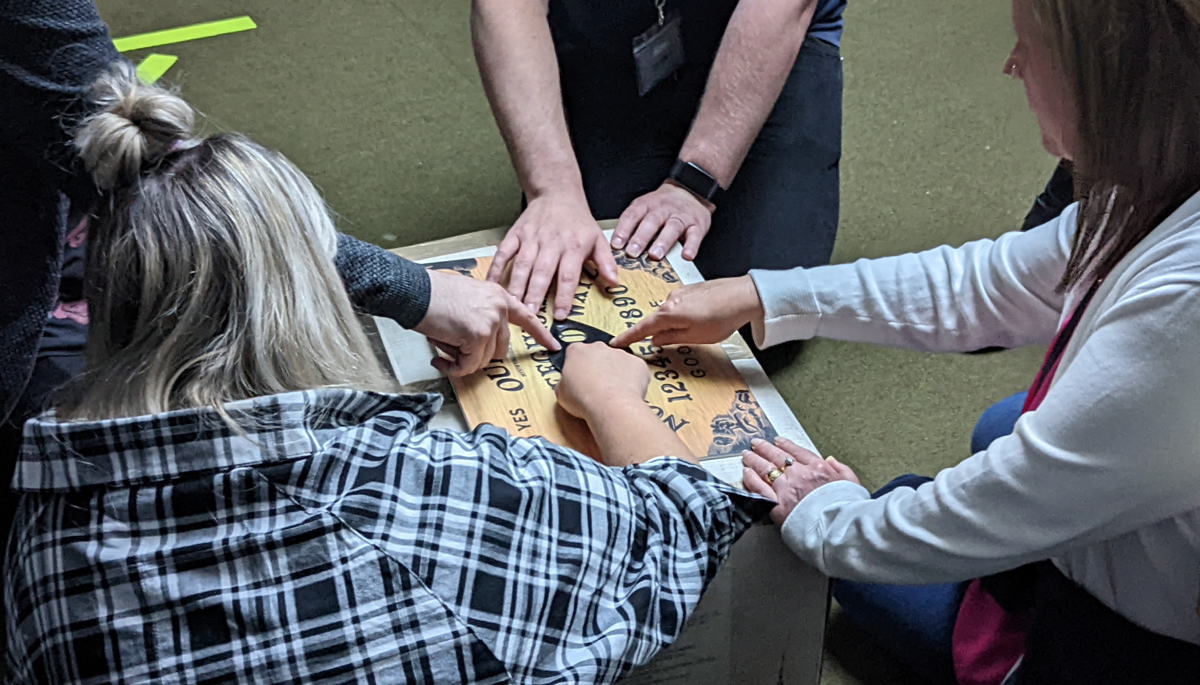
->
[335,233,432,330]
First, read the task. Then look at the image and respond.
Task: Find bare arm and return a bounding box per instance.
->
[680,0,818,187]
[584,401,698,468]
[555,342,697,467]
[471,0,581,201]
[471,0,619,319]
[612,0,820,259]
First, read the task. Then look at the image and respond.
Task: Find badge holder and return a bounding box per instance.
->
[632,0,685,96]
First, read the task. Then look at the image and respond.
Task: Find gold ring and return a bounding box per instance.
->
[766,468,784,485]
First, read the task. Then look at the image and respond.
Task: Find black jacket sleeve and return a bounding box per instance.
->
[0,0,117,423]
[0,0,431,424]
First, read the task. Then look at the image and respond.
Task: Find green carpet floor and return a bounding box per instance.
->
[97,1,1059,682]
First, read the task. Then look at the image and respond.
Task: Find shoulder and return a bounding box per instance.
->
[0,0,117,94]
[1110,196,1200,299]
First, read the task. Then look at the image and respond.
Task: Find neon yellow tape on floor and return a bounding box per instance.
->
[136,54,178,84]
[113,16,257,52]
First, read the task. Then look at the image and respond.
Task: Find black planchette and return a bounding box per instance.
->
[547,320,635,372]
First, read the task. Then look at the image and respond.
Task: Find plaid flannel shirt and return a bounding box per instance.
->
[6,389,771,684]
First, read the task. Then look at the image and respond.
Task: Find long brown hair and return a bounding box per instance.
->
[1032,0,1200,289]
[65,63,395,420]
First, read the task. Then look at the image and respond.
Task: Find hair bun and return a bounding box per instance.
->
[75,61,196,191]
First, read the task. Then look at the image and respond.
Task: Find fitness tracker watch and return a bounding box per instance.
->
[668,159,724,204]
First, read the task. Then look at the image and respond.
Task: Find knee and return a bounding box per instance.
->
[971,392,1028,454]
[872,474,932,499]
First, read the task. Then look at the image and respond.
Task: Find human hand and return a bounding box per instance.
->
[610,182,714,261]
[555,342,650,423]
[609,275,764,348]
[741,437,861,526]
[486,193,620,320]
[414,269,560,376]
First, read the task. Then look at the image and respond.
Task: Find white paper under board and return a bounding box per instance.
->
[373,231,819,482]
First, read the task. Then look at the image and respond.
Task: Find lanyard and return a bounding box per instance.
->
[1023,278,1103,412]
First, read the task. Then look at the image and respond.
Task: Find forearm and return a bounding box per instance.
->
[471,0,583,201]
[749,215,1074,351]
[784,281,1200,583]
[677,0,817,187]
[584,403,697,468]
[335,233,431,329]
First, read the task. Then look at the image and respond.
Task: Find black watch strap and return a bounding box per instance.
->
[668,159,723,204]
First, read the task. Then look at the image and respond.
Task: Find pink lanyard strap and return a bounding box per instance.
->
[1022,278,1103,413]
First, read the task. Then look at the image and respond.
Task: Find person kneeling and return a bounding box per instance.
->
[3,63,771,685]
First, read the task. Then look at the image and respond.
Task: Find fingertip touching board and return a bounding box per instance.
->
[438,252,778,461]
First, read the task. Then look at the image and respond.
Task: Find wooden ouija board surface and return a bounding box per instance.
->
[431,252,778,461]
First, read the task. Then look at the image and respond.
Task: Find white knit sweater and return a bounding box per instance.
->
[750,190,1200,645]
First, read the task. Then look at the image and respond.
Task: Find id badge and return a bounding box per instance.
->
[632,11,685,96]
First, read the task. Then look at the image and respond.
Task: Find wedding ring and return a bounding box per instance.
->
[766,468,784,485]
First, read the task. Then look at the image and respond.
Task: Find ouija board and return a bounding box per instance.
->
[431,252,779,461]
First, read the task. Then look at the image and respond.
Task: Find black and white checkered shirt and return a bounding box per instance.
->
[6,389,771,684]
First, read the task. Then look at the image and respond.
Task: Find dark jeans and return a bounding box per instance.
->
[833,474,963,684]
[835,390,1200,685]
[831,393,1028,684]
[560,35,844,279]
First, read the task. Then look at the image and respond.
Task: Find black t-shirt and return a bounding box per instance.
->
[549,0,743,120]
[549,0,738,69]
[548,0,845,119]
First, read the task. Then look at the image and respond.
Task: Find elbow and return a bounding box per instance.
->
[744,0,817,25]
[471,0,551,42]
[793,0,821,23]
[473,0,550,19]
[788,0,820,39]
[738,0,815,53]
[470,0,494,27]
[775,0,820,37]
[470,0,501,30]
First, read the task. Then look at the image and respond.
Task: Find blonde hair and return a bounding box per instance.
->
[63,62,395,420]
